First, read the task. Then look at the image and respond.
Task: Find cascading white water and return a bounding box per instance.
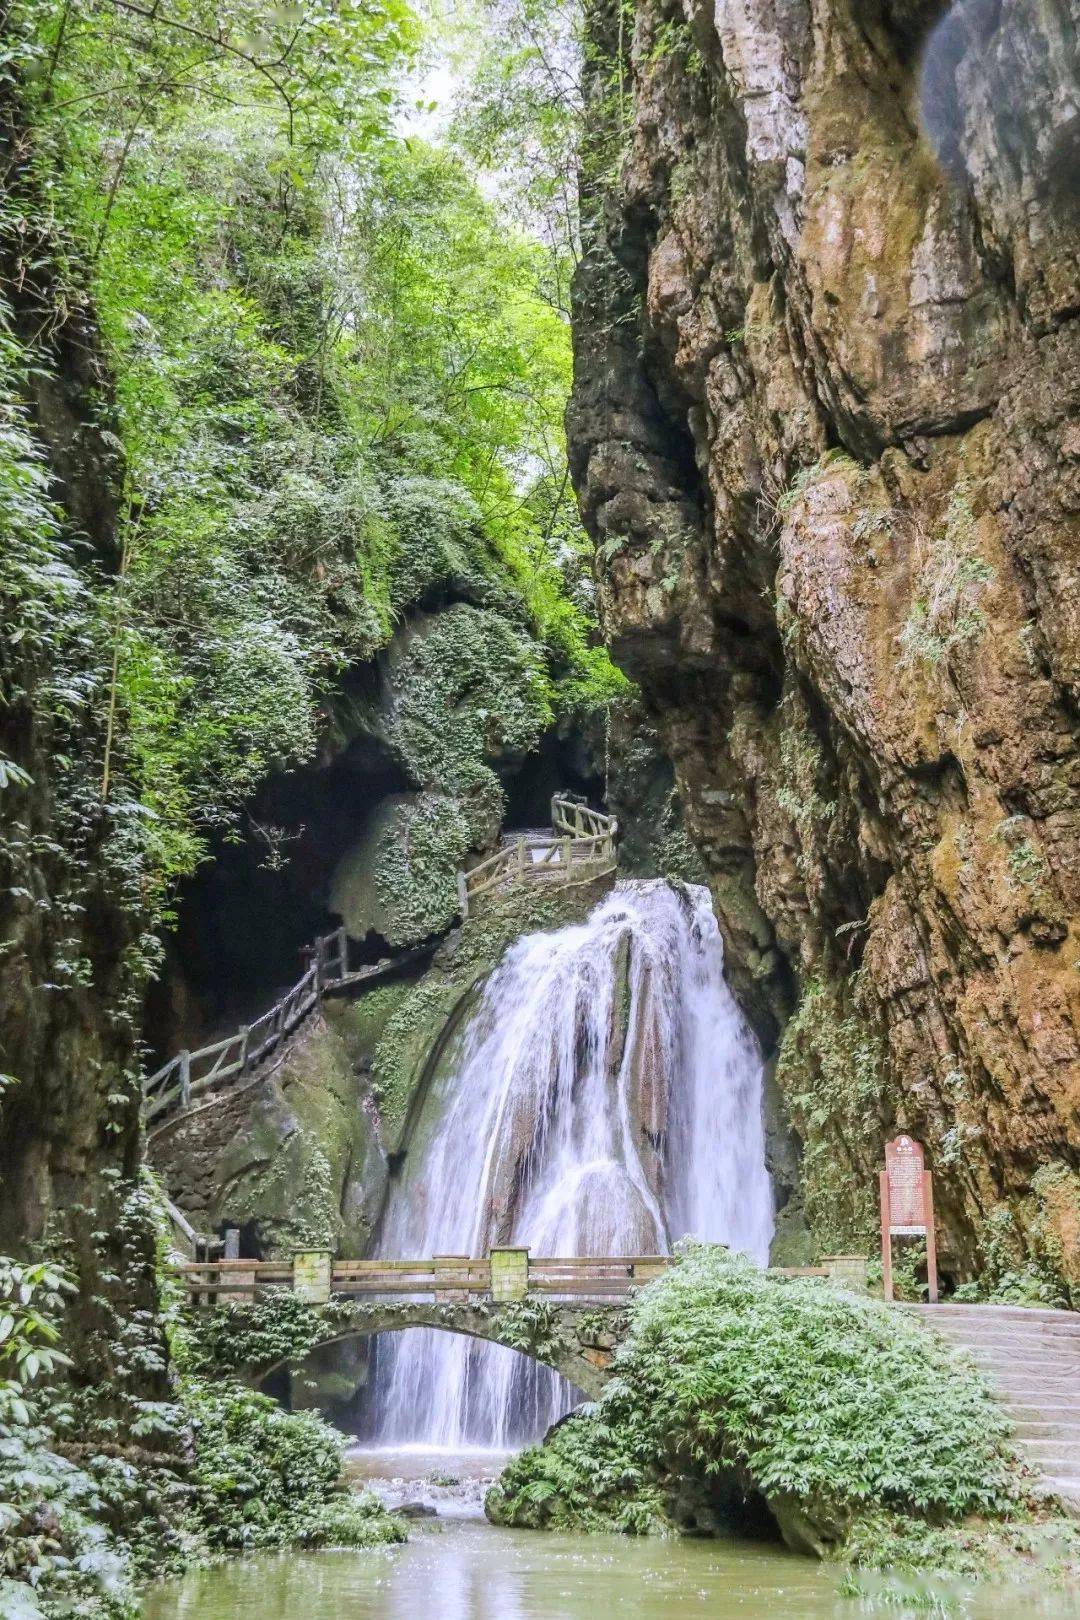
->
[362,879,773,1448]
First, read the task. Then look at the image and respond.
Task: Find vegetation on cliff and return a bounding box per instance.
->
[487,1245,1076,1580]
[0,1210,403,1619]
[2,0,624,956]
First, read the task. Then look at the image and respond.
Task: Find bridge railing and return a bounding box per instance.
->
[175,1248,850,1307]
[458,795,618,917]
[144,932,425,1126]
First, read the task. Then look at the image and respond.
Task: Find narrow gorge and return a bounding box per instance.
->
[1,0,1078,1613]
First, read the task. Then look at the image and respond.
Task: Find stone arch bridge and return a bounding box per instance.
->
[253,1297,627,1397]
[179,1248,849,1394]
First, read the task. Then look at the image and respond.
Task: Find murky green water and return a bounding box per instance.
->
[142,1449,1080,1620]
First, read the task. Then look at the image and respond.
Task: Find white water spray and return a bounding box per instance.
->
[363,879,773,1447]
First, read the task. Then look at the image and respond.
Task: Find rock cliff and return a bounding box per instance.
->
[569,0,1079,1284]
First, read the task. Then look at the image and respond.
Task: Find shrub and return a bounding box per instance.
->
[183,1379,405,1553]
[487,1244,1024,1558]
[0,1254,404,1618]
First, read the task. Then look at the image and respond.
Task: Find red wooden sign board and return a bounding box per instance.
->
[879,1135,938,1303]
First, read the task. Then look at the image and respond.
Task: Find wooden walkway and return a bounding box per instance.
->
[144,790,616,1125]
[458,795,618,916]
[143,935,427,1124]
[176,1249,834,1305]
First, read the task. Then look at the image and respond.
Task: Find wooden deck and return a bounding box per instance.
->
[458,796,618,915]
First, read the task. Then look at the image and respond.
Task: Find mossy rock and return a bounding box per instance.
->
[207,1014,387,1256]
[382,603,553,790]
[327,602,555,949]
[330,790,478,946]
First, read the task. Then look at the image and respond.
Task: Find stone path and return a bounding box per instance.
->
[912,1303,1080,1510]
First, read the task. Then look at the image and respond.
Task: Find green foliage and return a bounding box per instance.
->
[182,1379,404,1554]
[774,975,888,1253]
[178,1291,352,1378]
[488,1245,1025,1558]
[386,604,553,795]
[0,1211,405,1618]
[867,1240,928,1304]
[900,486,995,668]
[952,1192,1071,1309]
[773,700,839,874]
[0,1423,140,1619]
[371,977,460,1131]
[4,2,624,929]
[250,1130,341,1253]
[370,794,477,946]
[453,0,584,316]
[495,1297,567,1362]
[0,1260,73,1427]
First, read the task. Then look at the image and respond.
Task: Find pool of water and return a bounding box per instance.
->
[142,1449,1080,1620]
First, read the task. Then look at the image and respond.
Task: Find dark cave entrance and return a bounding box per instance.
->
[502,727,604,830]
[144,722,604,1066]
[144,735,410,1063]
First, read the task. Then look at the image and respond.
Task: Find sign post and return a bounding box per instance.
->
[879,1135,938,1303]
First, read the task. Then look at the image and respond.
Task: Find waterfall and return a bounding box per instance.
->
[361,879,773,1448]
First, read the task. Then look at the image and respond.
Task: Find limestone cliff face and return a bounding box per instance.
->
[569,0,1080,1283]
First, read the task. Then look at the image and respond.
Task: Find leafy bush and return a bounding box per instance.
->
[487,1244,1025,1558]
[0,1252,404,1618]
[179,1291,352,1379]
[183,1379,404,1553]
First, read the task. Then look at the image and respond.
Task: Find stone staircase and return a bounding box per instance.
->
[911,1303,1080,1510]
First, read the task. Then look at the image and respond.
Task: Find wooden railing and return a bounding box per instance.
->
[144,933,424,1126]
[176,1248,849,1307]
[146,792,616,1124]
[178,1251,674,1305]
[458,795,618,916]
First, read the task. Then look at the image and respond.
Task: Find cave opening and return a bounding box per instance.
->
[144,736,411,1064]
[502,727,605,830]
[144,722,604,1066]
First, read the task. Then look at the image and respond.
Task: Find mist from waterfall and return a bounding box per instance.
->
[361,879,773,1448]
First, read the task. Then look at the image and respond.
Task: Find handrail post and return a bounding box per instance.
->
[561,837,571,883]
[312,938,323,995]
[336,926,349,982]
[434,1254,470,1302]
[457,869,469,919]
[490,1247,529,1302]
[238,1025,250,1073]
[293,1250,333,1304]
[179,1051,191,1110]
[517,835,527,883]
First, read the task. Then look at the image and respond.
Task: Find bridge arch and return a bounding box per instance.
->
[253,1298,627,1399]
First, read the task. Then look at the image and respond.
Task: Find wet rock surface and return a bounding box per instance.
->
[570,0,1080,1274]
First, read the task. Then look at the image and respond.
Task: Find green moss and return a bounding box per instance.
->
[384,476,511,614]
[329,602,558,949]
[899,484,995,668]
[371,978,463,1142]
[250,1129,339,1254]
[774,975,888,1254]
[955,1167,1080,1307]
[329,981,415,1066]
[385,603,553,793]
[372,793,476,945]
